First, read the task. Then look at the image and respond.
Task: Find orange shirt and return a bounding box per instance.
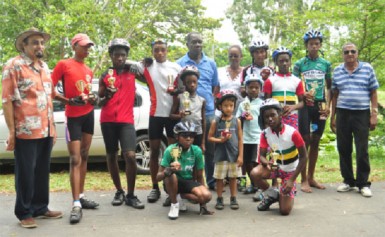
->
[1,54,56,139]
[51,58,94,117]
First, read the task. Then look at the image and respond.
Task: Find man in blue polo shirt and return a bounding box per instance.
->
[177,32,220,190]
[330,42,379,198]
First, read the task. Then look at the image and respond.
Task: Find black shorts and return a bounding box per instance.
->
[101,123,136,153]
[66,110,94,142]
[148,116,177,139]
[298,104,326,136]
[243,144,259,163]
[177,179,202,194]
[193,134,203,147]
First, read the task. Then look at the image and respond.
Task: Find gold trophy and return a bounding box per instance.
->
[307,81,318,106]
[319,102,327,120]
[221,120,232,137]
[243,102,253,120]
[107,69,117,93]
[75,80,88,101]
[167,75,175,93]
[86,75,95,100]
[182,91,191,115]
[170,146,182,163]
[270,144,279,171]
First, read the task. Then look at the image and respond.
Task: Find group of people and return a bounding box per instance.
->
[1,27,379,228]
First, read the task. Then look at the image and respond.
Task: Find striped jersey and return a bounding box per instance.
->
[260,124,304,172]
[332,62,379,110]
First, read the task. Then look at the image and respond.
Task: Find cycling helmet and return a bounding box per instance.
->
[108,38,130,54]
[303,30,323,43]
[272,46,293,62]
[215,89,238,109]
[180,65,200,81]
[245,74,264,87]
[173,121,197,135]
[249,40,269,52]
[258,98,282,128]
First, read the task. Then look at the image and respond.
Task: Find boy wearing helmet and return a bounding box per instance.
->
[250,99,307,215]
[98,38,145,210]
[263,46,305,130]
[208,90,243,210]
[236,75,264,196]
[293,30,332,193]
[170,66,206,150]
[156,121,213,220]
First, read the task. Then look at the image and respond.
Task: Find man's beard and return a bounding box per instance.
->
[36,52,44,58]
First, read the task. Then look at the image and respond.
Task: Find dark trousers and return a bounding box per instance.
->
[14,137,53,220]
[336,108,371,188]
[204,114,216,189]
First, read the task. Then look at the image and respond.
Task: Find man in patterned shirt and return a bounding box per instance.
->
[2,28,63,228]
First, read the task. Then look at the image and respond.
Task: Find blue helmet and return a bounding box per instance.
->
[272,46,293,62]
[303,30,323,43]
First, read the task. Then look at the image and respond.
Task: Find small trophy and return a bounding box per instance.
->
[260,68,270,81]
[182,91,191,115]
[76,80,88,101]
[107,69,117,93]
[306,81,318,106]
[86,75,95,100]
[221,120,232,138]
[319,102,327,120]
[170,146,182,163]
[243,102,253,120]
[167,75,175,93]
[270,144,279,171]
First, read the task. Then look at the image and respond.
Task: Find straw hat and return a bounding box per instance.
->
[15,27,51,52]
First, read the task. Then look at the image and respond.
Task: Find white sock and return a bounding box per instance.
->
[73,200,82,208]
[79,193,85,199]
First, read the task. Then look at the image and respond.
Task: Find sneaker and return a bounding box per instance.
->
[238,178,246,192]
[215,197,224,210]
[125,195,145,209]
[35,210,63,219]
[69,206,82,224]
[243,185,256,194]
[337,183,358,192]
[111,190,125,206]
[80,197,99,209]
[168,203,179,220]
[177,195,187,212]
[147,189,161,203]
[230,197,239,210]
[360,187,372,197]
[163,196,171,207]
[253,191,264,202]
[257,196,278,211]
[20,217,37,228]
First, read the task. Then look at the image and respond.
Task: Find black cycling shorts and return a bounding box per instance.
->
[148,116,178,139]
[298,104,326,136]
[243,143,259,163]
[66,110,94,142]
[101,122,136,153]
[177,179,202,194]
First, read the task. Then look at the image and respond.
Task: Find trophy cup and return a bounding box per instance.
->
[243,102,253,120]
[182,91,191,115]
[167,75,175,93]
[270,144,279,171]
[107,69,117,93]
[76,80,88,101]
[86,75,95,100]
[306,81,318,106]
[221,120,232,138]
[319,102,327,120]
[170,146,182,163]
[260,68,270,81]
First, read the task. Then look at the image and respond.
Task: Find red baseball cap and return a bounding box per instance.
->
[71,33,94,47]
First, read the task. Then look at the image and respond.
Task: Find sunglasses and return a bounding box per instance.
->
[343,50,357,55]
[228,54,240,58]
[179,132,195,138]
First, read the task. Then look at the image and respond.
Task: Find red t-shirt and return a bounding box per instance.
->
[52,58,94,117]
[100,69,136,124]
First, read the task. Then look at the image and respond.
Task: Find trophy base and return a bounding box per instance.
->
[319,115,327,120]
[221,131,230,137]
[245,115,253,121]
[108,87,117,93]
[271,164,278,171]
[184,110,191,115]
[167,87,175,93]
[88,94,96,100]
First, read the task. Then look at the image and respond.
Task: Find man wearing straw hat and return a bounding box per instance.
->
[2,27,63,228]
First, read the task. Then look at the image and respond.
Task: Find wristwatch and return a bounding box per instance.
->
[371,108,378,114]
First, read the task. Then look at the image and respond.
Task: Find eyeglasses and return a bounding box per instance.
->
[179,132,195,138]
[343,50,357,55]
[228,54,240,58]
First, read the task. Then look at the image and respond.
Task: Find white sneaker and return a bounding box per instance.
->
[360,187,372,197]
[177,194,187,212]
[168,203,179,220]
[337,183,356,192]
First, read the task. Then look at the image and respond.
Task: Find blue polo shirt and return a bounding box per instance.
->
[177,53,219,116]
[332,61,379,110]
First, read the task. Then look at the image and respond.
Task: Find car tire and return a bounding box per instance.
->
[135,134,167,175]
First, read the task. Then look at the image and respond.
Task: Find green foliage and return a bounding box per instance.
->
[0,0,220,75]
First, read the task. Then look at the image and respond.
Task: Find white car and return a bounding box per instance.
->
[0,80,166,174]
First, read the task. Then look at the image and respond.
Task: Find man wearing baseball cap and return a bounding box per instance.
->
[52,33,98,224]
[2,27,63,228]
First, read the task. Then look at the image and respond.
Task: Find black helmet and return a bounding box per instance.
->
[108,38,130,54]
[173,121,197,135]
[180,65,200,81]
[258,98,282,128]
[303,30,323,43]
[215,89,237,109]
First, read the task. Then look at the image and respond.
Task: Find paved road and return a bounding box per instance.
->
[1,182,384,237]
